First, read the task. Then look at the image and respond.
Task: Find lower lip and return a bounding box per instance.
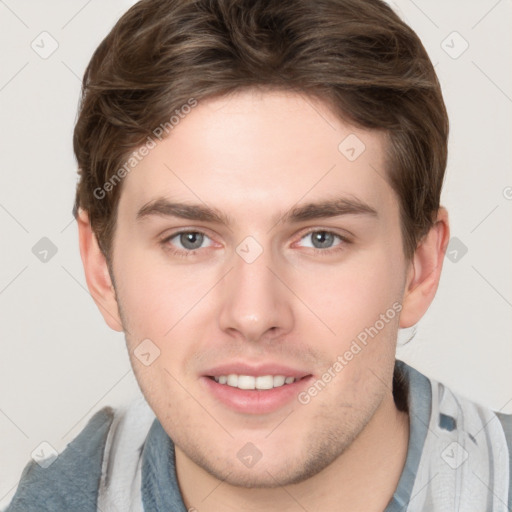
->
[200,375,313,414]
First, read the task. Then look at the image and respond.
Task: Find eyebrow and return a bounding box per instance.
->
[136,196,378,226]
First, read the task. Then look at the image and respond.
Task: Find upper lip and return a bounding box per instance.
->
[203,361,312,379]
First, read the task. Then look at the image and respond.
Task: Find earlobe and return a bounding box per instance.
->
[399,207,450,328]
[77,209,124,332]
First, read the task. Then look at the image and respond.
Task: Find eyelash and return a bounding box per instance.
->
[160,229,351,258]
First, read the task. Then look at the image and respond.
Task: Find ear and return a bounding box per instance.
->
[399,207,450,328]
[77,209,124,332]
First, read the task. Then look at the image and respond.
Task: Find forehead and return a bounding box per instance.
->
[118,89,395,222]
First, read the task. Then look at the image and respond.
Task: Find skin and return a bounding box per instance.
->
[78,89,449,511]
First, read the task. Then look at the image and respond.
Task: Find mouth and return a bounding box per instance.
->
[206,374,307,390]
[201,373,314,414]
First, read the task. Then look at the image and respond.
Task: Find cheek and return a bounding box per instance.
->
[114,249,208,338]
[293,247,405,345]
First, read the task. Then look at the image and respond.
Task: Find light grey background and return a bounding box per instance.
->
[0,0,511,506]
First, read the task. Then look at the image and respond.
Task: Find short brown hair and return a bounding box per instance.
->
[73,0,449,262]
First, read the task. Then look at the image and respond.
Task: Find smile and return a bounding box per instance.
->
[209,374,298,390]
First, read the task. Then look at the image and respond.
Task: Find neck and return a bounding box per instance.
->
[176,393,409,512]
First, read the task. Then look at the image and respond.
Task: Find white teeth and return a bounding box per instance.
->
[238,375,255,390]
[273,375,285,387]
[256,375,274,389]
[212,374,298,390]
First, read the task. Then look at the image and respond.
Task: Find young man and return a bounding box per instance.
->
[6,0,511,510]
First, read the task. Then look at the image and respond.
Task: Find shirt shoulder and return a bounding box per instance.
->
[5,406,114,512]
[389,361,511,511]
[496,411,512,506]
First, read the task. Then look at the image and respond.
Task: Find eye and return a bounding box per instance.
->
[297,230,346,250]
[165,231,213,252]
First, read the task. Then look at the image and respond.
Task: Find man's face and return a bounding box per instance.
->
[110,89,409,487]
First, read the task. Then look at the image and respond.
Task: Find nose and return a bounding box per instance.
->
[218,242,294,344]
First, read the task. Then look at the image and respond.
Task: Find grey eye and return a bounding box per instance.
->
[178,232,205,250]
[309,231,336,249]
